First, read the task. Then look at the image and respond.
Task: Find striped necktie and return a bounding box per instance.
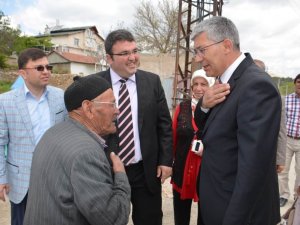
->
[216,76,222,84]
[117,79,135,165]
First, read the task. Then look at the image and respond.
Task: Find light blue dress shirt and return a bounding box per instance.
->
[24,85,51,145]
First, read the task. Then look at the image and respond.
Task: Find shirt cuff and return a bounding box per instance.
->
[200,106,210,113]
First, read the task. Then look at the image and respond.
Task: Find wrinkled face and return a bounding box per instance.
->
[106,40,140,78]
[295,79,300,96]
[91,89,119,136]
[191,77,209,99]
[193,32,226,77]
[19,57,51,90]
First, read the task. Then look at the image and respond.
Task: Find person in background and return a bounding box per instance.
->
[253,59,287,175]
[171,69,214,225]
[96,29,173,225]
[23,75,131,225]
[278,74,300,207]
[0,48,67,225]
[253,59,266,71]
[192,16,281,225]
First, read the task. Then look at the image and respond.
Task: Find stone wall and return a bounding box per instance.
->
[0,70,19,82]
[0,70,74,90]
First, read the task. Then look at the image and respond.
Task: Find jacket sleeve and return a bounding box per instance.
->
[71,150,131,225]
[156,77,173,166]
[0,97,8,184]
[194,98,210,139]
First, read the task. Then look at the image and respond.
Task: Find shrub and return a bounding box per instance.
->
[0,81,12,93]
[0,54,8,69]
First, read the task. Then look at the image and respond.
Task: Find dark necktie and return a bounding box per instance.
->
[117,79,135,165]
[216,76,222,84]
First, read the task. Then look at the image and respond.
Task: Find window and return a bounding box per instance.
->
[74,38,79,46]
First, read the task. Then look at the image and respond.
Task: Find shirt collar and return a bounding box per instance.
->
[24,83,49,99]
[220,53,246,84]
[110,68,136,85]
[90,130,107,148]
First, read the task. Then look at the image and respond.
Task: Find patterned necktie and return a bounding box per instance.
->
[117,79,135,165]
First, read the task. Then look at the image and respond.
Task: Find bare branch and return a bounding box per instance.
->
[132,0,178,53]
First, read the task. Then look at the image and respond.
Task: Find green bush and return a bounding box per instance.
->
[0,54,8,69]
[0,81,12,93]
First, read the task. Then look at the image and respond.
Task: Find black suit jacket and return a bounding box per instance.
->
[195,54,281,225]
[95,69,173,193]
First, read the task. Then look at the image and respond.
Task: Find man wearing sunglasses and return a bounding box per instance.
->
[0,48,68,225]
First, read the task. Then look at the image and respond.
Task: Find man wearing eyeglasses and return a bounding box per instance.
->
[192,17,281,225]
[95,29,173,225]
[0,48,67,225]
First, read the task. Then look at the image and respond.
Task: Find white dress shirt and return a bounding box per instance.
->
[110,69,142,163]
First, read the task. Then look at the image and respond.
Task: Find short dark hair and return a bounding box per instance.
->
[105,29,135,55]
[294,74,300,83]
[18,48,47,69]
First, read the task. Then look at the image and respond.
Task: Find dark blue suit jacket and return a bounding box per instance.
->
[195,54,281,225]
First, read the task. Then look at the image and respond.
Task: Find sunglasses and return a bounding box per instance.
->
[23,65,53,72]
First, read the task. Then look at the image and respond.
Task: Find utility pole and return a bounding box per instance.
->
[172,0,223,113]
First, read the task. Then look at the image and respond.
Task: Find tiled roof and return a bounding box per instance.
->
[35,25,104,41]
[49,51,101,64]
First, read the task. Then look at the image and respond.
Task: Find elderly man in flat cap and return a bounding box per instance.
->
[23,75,131,225]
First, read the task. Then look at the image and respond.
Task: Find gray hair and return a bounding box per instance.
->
[191,16,240,50]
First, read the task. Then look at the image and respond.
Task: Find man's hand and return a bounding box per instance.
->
[202,83,230,109]
[0,184,10,202]
[157,166,172,184]
[276,165,284,173]
[110,152,125,173]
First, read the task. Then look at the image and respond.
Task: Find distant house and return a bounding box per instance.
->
[48,51,108,76]
[35,25,107,75]
[36,25,105,57]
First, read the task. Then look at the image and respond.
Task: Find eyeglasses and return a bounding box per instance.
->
[110,48,141,57]
[91,101,117,108]
[192,40,224,57]
[23,65,53,72]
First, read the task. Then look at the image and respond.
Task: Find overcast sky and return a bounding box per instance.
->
[1,0,300,78]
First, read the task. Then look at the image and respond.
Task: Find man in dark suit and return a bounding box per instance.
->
[192,17,281,225]
[95,29,173,225]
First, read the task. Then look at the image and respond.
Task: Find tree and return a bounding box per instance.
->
[132,0,178,53]
[0,10,53,57]
[14,36,53,55]
[0,11,21,56]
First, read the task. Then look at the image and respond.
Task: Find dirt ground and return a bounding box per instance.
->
[0,178,197,225]
[0,161,296,225]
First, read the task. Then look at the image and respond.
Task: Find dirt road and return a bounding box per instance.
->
[0,159,296,225]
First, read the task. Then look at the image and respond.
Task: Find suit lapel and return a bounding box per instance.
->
[15,89,35,144]
[202,54,253,136]
[47,89,59,125]
[135,71,147,133]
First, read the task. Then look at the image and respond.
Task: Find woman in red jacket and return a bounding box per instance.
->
[171,69,214,225]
